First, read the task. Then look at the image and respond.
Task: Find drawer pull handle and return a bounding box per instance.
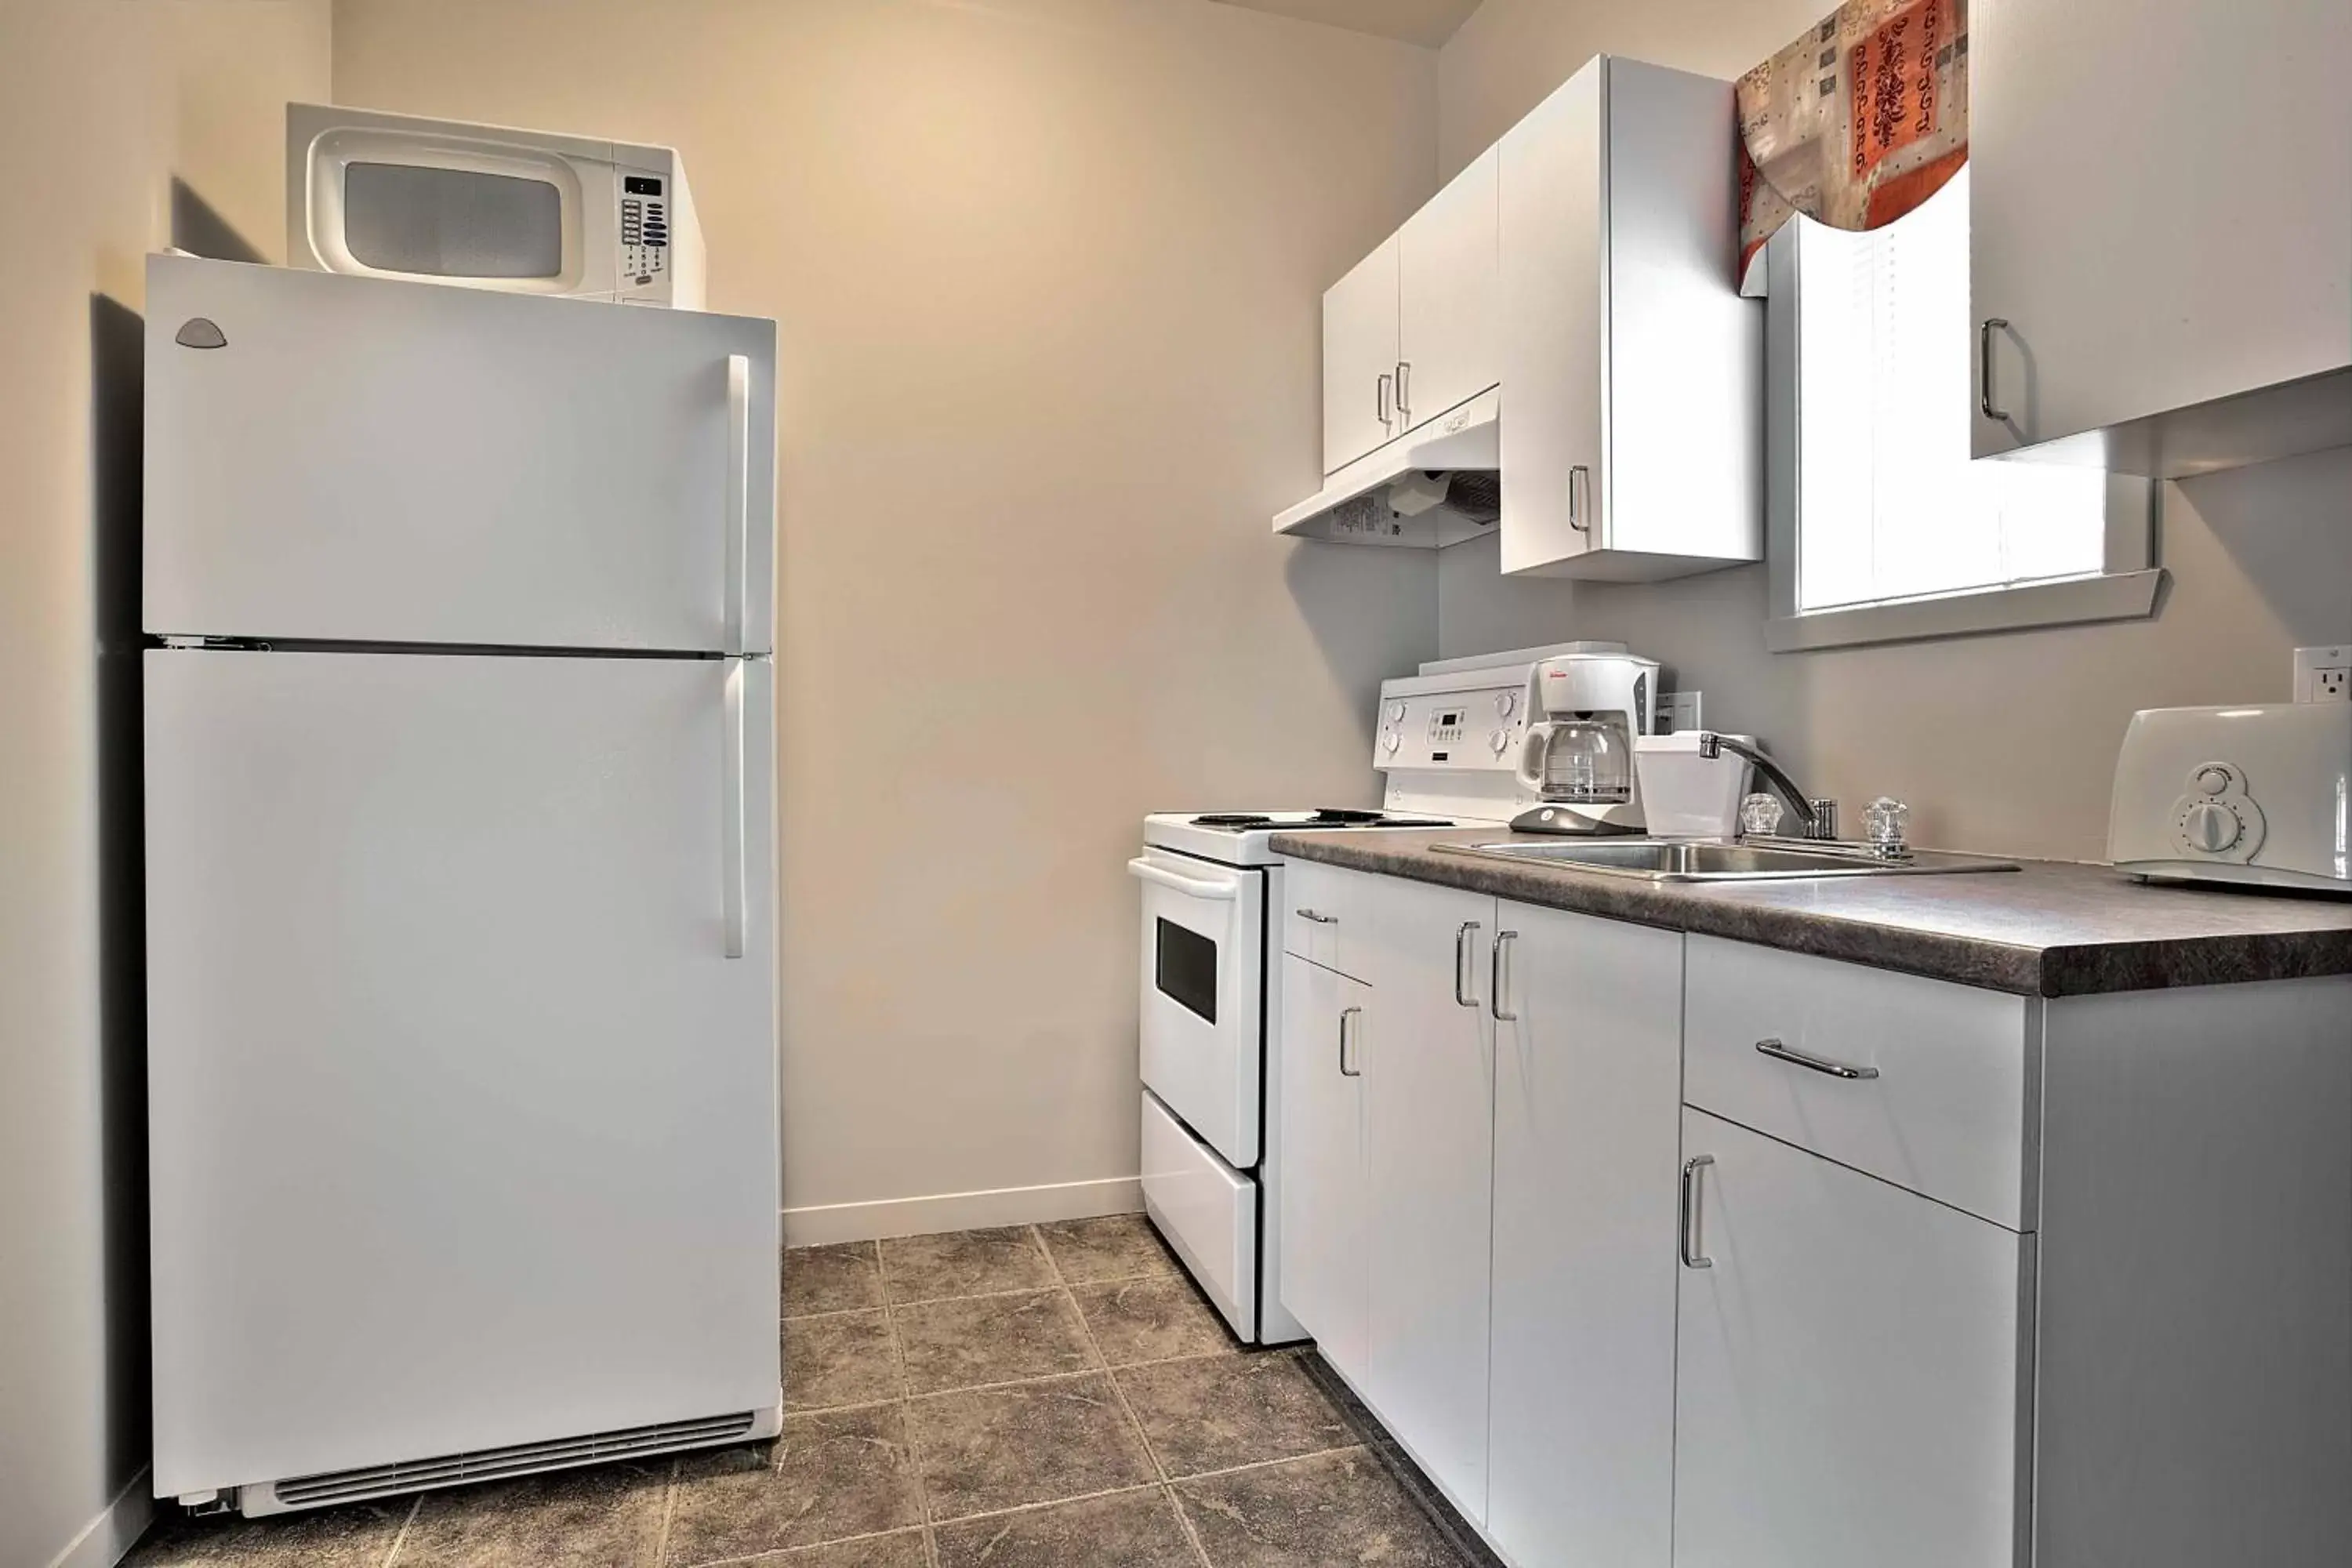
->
[1295,908,1338,925]
[1338,1007,1363,1078]
[1755,1037,1879,1080]
[1679,1155,1715,1269]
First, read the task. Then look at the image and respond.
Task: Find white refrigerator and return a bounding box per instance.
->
[141,254,782,1515]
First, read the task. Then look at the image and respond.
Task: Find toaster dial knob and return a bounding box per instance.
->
[2182,800,2242,855]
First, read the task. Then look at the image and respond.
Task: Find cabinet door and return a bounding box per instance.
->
[1322,238,1401,474]
[1487,905,1682,1568]
[1970,0,2352,458]
[1396,147,1500,435]
[1361,880,1495,1523]
[1673,1110,2031,1568]
[1498,61,1604,572]
[1278,953,1369,1387]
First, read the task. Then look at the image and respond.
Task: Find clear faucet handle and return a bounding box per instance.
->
[1863,796,1911,851]
[1739,793,1785,837]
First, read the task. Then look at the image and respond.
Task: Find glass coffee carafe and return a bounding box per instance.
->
[1520,714,1635,804]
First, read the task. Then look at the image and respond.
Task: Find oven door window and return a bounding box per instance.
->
[1156,916,1218,1024]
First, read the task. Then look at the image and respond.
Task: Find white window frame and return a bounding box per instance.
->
[1762,209,2165,653]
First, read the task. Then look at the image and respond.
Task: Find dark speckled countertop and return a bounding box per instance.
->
[1267,828,2352,998]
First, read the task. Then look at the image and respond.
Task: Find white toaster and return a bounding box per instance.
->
[2108,703,2352,892]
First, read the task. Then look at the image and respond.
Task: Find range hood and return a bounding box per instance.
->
[1273,387,1499,547]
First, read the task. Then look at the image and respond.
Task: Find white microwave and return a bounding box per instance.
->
[285,103,705,308]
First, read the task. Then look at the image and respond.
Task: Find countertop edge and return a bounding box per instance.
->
[1267,833,2352,1000]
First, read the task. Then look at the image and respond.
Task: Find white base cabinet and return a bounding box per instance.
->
[1275,862,2352,1568]
[1486,906,1682,1568]
[1278,952,1369,1388]
[1359,876,1495,1523]
[1671,1109,2031,1568]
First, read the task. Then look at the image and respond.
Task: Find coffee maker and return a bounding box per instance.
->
[1511,652,1661,835]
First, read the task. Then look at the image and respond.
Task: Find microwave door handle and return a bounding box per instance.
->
[724,354,751,657]
[721,660,748,958]
[1126,858,1240,902]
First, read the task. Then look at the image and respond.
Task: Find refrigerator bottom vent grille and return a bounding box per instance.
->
[262,1410,760,1512]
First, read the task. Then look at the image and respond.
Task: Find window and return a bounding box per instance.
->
[1766,165,2160,650]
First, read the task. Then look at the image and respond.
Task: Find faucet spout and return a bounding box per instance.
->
[1697,734,1831,840]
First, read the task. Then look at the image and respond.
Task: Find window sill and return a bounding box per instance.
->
[1764,568,2167,653]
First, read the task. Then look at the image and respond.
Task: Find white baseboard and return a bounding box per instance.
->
[784,1175,1143,1247]
[48,1467,154,1568]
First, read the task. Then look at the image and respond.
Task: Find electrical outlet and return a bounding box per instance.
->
[1664,690,1704,734]
[2293,646,2352,702]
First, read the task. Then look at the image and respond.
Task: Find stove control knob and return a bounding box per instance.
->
[1381,729,1402,755]
[1490,728,1511,757]
[1496,691,1517,718]
[2182,800,2242,854]
[1388,702,1407,724]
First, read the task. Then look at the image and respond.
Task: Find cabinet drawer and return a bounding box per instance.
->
[1282,860,1371,982]
[1683,937,2036,1229]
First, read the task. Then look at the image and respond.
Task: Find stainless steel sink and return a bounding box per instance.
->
[1434,838,2020,882]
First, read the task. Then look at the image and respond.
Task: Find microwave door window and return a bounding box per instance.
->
[1155,918,1218,1025]
[343,162,563,278]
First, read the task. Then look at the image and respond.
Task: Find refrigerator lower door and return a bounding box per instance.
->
[145,648,779,1505]
[144,254,776,654]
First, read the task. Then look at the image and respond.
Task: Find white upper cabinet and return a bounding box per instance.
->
[1970,0,2352,474]
[1322,238,1402,474]
[1500,56,1760,581]
[1396,147,1501,437]
[1320,153,1501,477]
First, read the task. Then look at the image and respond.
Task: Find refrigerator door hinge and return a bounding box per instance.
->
[156,636,273,651]
[176,1488,236,1515]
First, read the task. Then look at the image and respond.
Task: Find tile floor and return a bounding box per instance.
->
[126,1218,1494,1568]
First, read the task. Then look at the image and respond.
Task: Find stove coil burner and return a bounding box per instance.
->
[1191,814,1276,828]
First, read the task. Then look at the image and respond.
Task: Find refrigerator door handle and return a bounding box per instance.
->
[722,659,748,959]
[724,353,752,657]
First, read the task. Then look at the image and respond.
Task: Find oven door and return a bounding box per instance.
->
[1130,848,1264,1170]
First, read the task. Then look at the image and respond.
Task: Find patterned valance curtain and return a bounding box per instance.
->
[1737,0,1969,295]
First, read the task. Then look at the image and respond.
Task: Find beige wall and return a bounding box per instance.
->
[1433,0,2352,862]
[333,0,1442,1237]
[0,2,330,1560]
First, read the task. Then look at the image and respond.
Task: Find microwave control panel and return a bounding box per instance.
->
[620,173,669,285]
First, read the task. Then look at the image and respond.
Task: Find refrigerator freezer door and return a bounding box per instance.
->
[145,648,779,1498]
[144,254,776,653]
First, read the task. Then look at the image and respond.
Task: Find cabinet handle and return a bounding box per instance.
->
[1454,922,1482,1008]
[1754,1036,1880,1080]
[1377,372,1393,431]
[1396,360,1413,425]
[1338,1006,1363,1078]
[1679,1155,1715,1269]
[1490,931,1518,1022]
[1567,464,1591,534]
[1978,318,2010,423]
[1294,908,1337,925]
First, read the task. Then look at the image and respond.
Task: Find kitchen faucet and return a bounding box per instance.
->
[1696,733,1839,842]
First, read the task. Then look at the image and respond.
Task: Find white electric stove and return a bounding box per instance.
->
[1129,643,1627,1344]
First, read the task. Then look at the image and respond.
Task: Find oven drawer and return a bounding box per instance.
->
[1141,1091,1257,1341]
[1283,860,1372,983]
[1683,936,2036,1229]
